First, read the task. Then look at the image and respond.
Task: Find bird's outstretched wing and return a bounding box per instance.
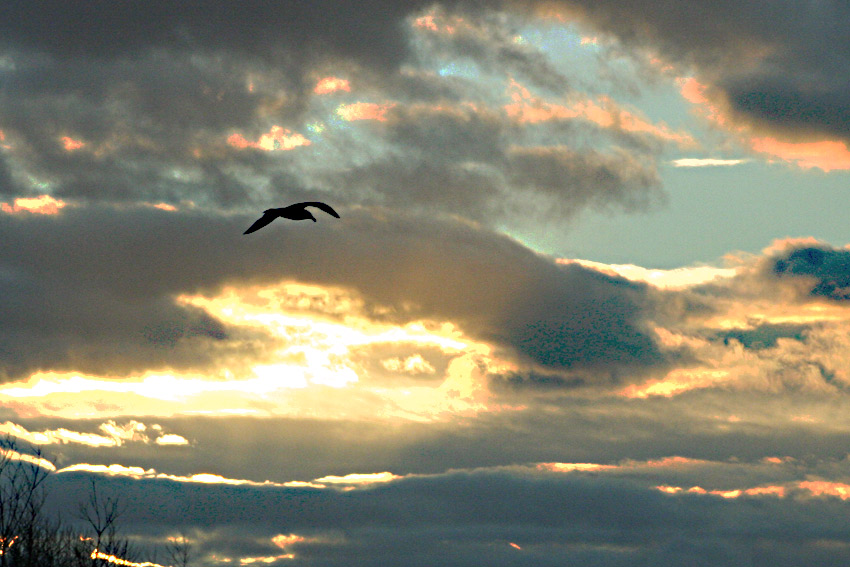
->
[302,201,340,218]
[243,211,278,234]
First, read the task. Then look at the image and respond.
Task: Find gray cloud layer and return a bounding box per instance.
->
[0,206,664,381]
[2,4,849,566]
[42,458,850,567]
[0,1,429,67]
[0,1,668,230]
[772,245,850,301]
[545,0,850,142]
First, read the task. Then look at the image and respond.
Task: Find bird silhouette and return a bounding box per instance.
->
[243,202,340,234]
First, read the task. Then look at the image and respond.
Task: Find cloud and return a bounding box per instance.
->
[505,145,662,215]
[672,158,748,167]
[56,460,397,491]
[41,456,850,566]
[334,86,668,225]
[675,78,850,170]
[154,434,189,446]
[337,102,396,122]
[0,205,666,383]
[749,137,850,171]
[507,80,694,147]
[382,354,436,375]
[314,77,351,95]
[560,258,737,289]
[0,1,673,236]
[5,206,848,406]
[409,4,569,92]
[313,472,400,485]
[1,5,848,565]
[0,420,189,448]
[770,244,850,301]
[542,0,850,154]
[0,2,450,208]
[1,194,66,214]
[226,126,311,151]
[612,239,850,397]
[0,1,436,69]
[0,445,56,471]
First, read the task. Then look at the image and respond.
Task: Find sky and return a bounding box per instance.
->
[3,1,850,565]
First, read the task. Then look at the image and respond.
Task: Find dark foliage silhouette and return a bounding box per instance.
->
[0,436,153,567]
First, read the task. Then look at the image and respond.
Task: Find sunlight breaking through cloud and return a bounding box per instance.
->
[227,126,311,151]
[0,420,187,448]
[0,195,66,215]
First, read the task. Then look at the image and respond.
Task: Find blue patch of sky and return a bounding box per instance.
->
[437,60,480,79]
[500,16,850,267]
[522,30,850,268]
[527,23,644,94]
[295,11,850,267]
[540,162,850,267]
[520,19,705,148]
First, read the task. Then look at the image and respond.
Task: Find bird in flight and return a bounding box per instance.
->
[243,202,340,234]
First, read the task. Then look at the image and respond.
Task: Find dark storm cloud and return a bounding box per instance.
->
[413,3,569,92]
[771,245,850,301]
[335,101,663,224]
[340,103,507,221]
[0,1,439,208]
[716,322,809,350]
[0,1,435,68]
[538,0,850,143]
[506,146,662,214]
[0,0,672,211]
[343,156,505,223]
[680,242,850,307]
[0,205,664,381]
[39,468,695,561]
[728,79,850,140]
[41,460,850,567]
[0,49,297,206]
[386,104,506,164]
[0,1,668,224]
[0,154,18,199]
[0,262,261,380]
[21,387,850,485]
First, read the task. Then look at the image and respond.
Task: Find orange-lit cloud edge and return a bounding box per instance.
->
[0,420,188,448]
[88,532,310,567]
[314,76,351,95]
[506,78,695,147]
[678,76,850,171]
[336,101,396,122]
[227,125,311,151]
[1,194,66,215]
[0,279,504,421]
[2,240,848,418]
[0,195,180,215]
[45,454,850,506]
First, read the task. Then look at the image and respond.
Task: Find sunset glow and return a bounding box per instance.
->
[336,102,396,121]
[314,76,351,94]
[0,194,66,215]
[60,136,85,151]
[3,3,850,565]
[506,81,694,146]
[750,137,850,171]
[227,126,311,151]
